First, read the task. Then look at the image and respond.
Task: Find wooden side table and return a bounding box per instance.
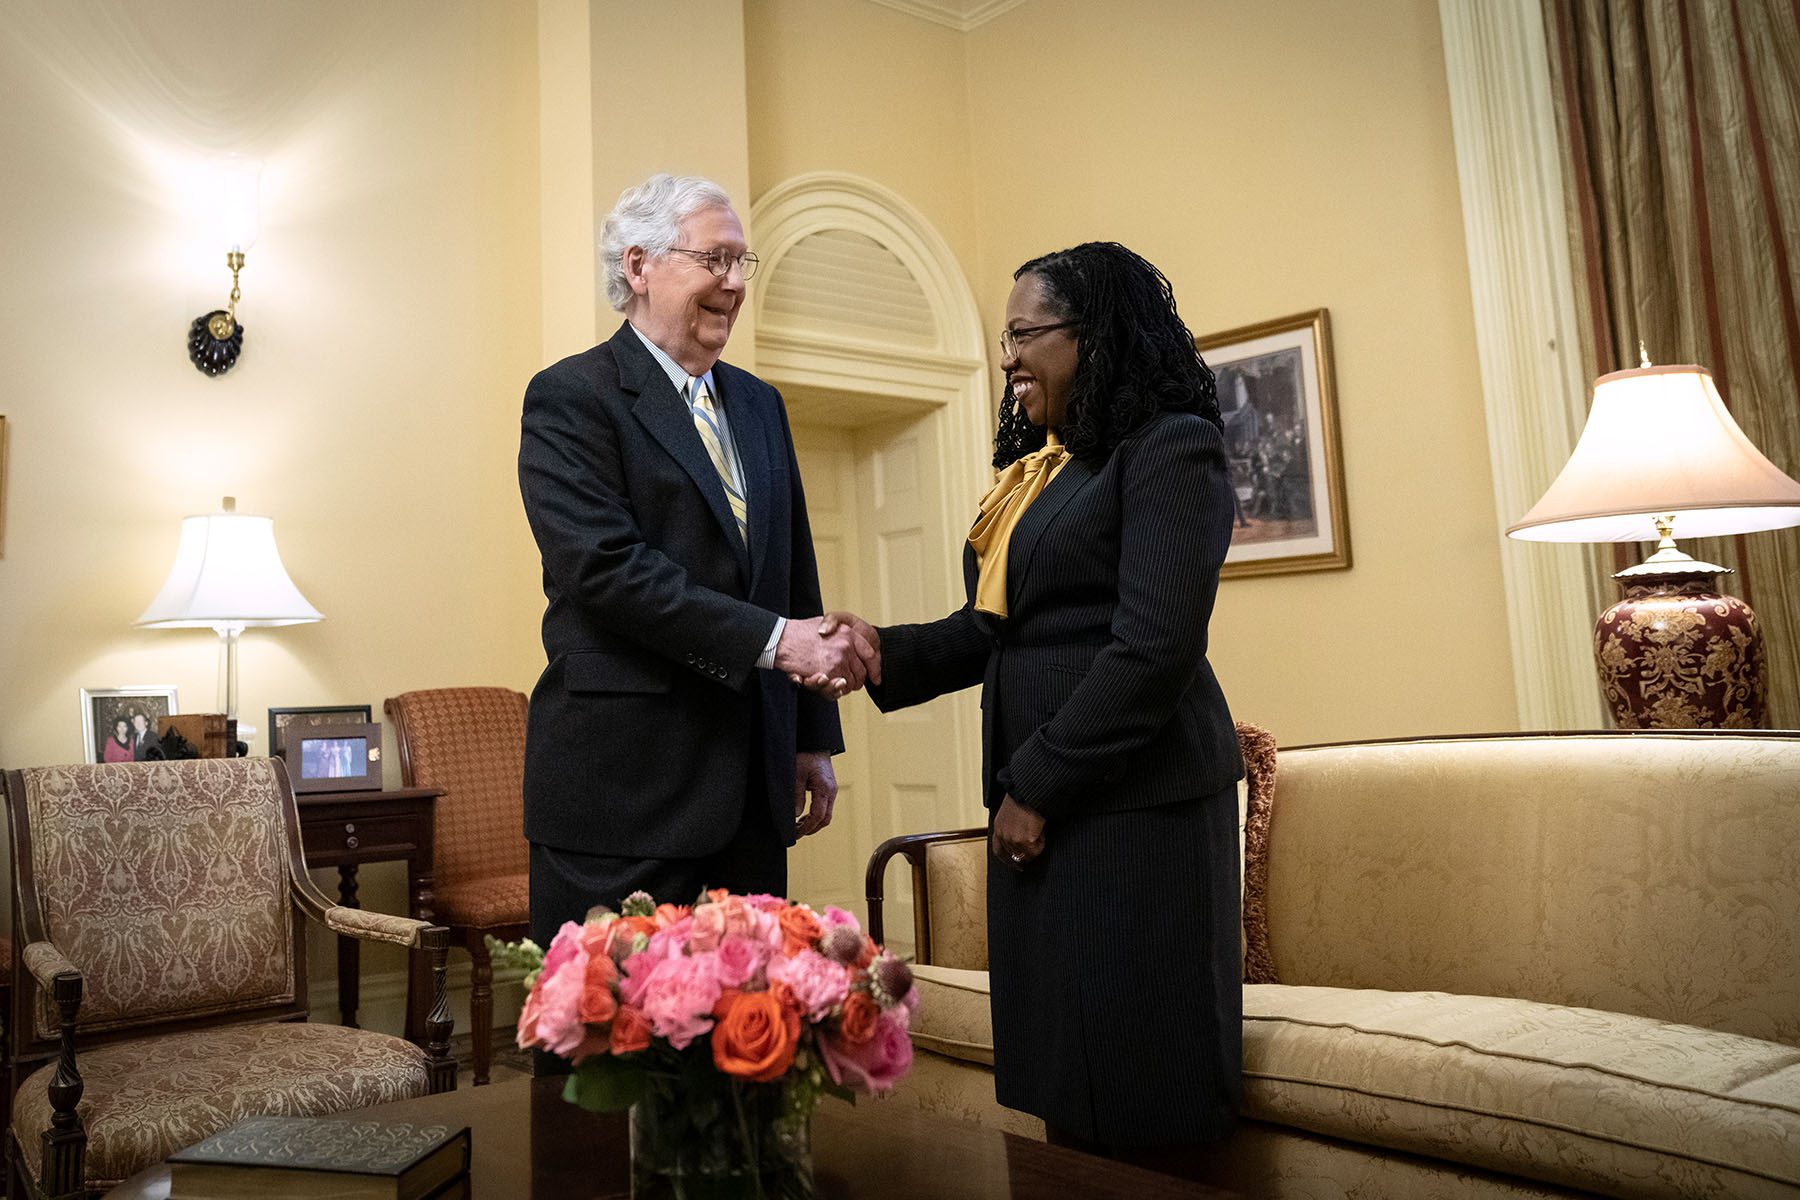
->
[295,786,440,1039]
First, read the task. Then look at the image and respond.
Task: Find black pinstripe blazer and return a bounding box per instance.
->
[517,322,842,858]
[871,411,1241,821]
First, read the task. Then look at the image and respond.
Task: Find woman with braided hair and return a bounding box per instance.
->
[826,242,1244,1169]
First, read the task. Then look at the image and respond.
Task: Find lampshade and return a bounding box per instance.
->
[136,498,322,628]
[1507,365,1800,543]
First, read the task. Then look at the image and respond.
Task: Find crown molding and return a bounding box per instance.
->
[860,0,1028,33]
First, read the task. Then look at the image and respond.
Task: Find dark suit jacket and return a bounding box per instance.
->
[518,321,842,858]
[871,411,1241,821]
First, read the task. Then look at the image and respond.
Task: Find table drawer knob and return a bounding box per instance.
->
[344,823,356,834]
[345,835,360,850]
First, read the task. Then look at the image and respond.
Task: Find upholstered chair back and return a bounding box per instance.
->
[13,758,299,1042]
[1261,733,1800,1046]
[386,687,529,888]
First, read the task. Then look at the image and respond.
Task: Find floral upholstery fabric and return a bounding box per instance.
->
[387,688,530,894]
[1235,721,1278,984]
[432,871,530,928]
[1244,984,1800,1198]
[21,940,77,991]
[908,964,995,1066]
[922,836,988,971]
[10,1021,428,1189]
[1263,734,1800,1045]
[323,905,425,947]
[18,760,296,1041]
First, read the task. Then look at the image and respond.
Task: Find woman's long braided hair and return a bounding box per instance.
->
[993,242,1220,469]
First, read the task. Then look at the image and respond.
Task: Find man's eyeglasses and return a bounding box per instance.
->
[998,321,1075,358]
[668,247,760,280]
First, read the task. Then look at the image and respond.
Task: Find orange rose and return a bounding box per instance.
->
[855,936,878,970]
[610,1004,652,1054]
[777,906,823,957]
[839,991,879,1045]
[654,903,691,928]
[711,988,800,1082]
[578,953,618,1024]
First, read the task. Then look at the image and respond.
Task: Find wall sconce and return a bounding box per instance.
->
[188,159,261,377]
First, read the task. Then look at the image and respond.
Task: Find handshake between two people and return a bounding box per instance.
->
[773,611,881,699]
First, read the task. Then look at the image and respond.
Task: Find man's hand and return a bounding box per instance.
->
[775,613,880,697]
[794,751,838,837]
[990,794,1046,870]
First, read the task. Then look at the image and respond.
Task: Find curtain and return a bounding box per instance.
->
[1543,0,1800,727]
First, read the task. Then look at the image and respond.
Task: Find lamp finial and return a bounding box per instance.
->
[1638,341,1651,368]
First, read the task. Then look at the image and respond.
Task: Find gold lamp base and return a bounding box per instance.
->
[1594,520,1766,729]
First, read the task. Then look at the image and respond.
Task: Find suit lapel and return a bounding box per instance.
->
[1006,456,1095,606]
[714,366,774,591]
[614,326,752,583]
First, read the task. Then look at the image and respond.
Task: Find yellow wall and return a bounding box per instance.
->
[745,0,1518,744]
[0,0,545,1015]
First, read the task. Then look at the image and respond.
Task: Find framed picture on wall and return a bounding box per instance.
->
[1199,308,1351,578]
[81,685,179,765]
[267,704,374,758]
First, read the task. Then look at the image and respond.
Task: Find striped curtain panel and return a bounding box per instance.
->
[1542,0,1800,728]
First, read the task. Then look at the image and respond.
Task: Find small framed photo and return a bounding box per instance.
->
[1199,308,1351,578]
[81,686,179,765]
[281,722,383,793]
[267,704,374,758]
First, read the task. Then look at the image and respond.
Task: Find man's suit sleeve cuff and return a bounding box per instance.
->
[755,616,785,671]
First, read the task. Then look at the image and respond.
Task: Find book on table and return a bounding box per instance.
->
[166,1115,471,1200]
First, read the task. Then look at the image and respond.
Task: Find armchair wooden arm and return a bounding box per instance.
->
[865,827,984,964]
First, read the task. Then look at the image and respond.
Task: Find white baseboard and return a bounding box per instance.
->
[308,960,527,1040]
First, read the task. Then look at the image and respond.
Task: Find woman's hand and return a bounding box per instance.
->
[991,794,1046,870]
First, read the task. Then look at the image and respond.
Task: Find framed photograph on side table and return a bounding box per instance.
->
[1199,308,1351,578]
[281,722,383,793]
[81,685,179,765]
[267,704,374,758]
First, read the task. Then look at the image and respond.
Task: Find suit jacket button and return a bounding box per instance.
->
[687,654,697,664]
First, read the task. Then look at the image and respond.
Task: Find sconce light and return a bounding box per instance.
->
[187,159,261,377]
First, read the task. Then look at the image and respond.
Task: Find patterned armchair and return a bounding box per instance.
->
[2,758,455,1199]
[384,688,529,1087]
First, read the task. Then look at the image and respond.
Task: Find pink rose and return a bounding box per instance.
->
[689,903,728,952]
[744,893,787,913]
[821,906,862,934]
[532,943,592,1057]
[768,949,850,1021]
[715,933,769,989]
[539,921,586,983]
[514,978,547,1049]
[820,1010,913,1094]
[638,953,723,1049]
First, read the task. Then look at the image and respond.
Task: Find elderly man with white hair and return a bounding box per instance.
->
[518,173,876,976]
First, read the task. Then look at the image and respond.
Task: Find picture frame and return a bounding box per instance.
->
[267,704,374,758]
[81,685,179,765]
[1199,308,1351,578]
[280,721,383,793]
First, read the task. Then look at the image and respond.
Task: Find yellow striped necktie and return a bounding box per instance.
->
[690,380,748,545]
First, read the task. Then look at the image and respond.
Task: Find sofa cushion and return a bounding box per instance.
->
[1244,985,1800,1199]
[909,963,995,1066]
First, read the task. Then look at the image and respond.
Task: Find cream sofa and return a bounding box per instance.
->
[868,731,1800,1198]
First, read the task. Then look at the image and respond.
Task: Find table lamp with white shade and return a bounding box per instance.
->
[1507,359,1800,728]
[136,496,323,743]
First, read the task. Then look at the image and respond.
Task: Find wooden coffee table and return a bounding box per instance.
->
[107,1076,1236,1198]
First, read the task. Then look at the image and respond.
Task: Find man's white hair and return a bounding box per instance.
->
[599,173,736,312]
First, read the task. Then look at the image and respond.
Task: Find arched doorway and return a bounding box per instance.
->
[751,173,991,937]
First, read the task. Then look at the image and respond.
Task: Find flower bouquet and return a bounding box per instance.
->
[494,889,917,1199]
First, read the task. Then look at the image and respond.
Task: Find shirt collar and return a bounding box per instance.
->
[629,322,716,404]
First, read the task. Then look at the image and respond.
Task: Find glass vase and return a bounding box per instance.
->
[629,1077,814,1200]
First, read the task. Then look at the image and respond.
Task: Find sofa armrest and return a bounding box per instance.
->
[322,905,430,948]
[865,828,984,963]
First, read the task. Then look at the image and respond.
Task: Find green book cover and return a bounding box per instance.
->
[168,1116,470,1200]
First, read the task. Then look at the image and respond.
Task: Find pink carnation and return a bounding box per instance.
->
[636,953,723,1049]
[539,921,586,982]
[743,893,788,913]
[767,949,850,1021]
[820,1009,913,1094]
[715,933,769,989]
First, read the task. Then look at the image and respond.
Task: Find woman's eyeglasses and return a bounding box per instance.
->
[998,321,1075,358]
[667,247,760,280]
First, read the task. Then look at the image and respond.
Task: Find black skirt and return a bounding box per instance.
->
[985,785,1243,1145]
